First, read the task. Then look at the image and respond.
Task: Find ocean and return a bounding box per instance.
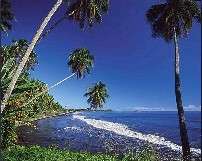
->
[18,111,201,160]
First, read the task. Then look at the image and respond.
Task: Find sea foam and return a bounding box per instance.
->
[72,114,201,154]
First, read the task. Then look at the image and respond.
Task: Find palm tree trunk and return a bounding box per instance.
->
[37,15,67,43]
[37,2,77,43]
[1,0,63,113]
[173,29,191,160]
[0,19,3,150]
[37,9,76,43]
[21,73,75,108]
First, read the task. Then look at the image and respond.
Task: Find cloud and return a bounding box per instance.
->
[117,106,167,111]
[184,104,201,111]
[115,105,201,111]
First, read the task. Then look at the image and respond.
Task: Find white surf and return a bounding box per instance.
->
[72,114,201,154]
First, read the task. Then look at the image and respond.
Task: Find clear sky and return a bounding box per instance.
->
[3,0,201,111]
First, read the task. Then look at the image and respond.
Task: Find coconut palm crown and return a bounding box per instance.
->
[84,81,109,109]
[68,48,94,79]
[0,0,14,31]
[146,0,201,41]
[67,0,109,28]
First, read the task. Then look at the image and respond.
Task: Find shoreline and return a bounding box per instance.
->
[16,111,201,161]
[15,111,70,127]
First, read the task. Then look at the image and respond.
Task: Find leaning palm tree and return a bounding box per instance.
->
[2,0,109,112]
[21,48,94,107]
[0,0,14,145]
[84,81,109,109]
[39,0,109,41]
[1,0,63,112]
[146,0,201,160]
[1,40,37,94]
[0,0,14,116]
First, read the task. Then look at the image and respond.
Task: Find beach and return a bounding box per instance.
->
[16,111,201,161]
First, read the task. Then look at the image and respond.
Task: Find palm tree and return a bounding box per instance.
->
[67,0,109,28]
[146,0,201,160]
[9,39,38,71]
[84,81,109,109]
[2,0,109,112]
[1,0,63,112]
[39,0,109,42]
[68,48,94,78]
[21,48,94,107]
[0,0,14,132]
[1,40,37,94]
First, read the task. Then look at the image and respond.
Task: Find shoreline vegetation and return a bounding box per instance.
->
[2,145,158,161]
[16,108,113,126]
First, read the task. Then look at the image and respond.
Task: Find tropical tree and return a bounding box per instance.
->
[1,46,37,149]
[2,75,65,148]
[0,0,14,141]
[67,0,109,28]
[0,0,14,31]
[1,0,109,112]
[0,39,36,148]
[1,40,37,94]
[0,42,64,148]
[68,48,94,78]
[84,81,109,109]
[146,0,201,160]
[39,0,109,41]
[1,0,63,113]
[21,48,94,107]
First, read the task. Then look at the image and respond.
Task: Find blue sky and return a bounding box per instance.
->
[3,0,201,111]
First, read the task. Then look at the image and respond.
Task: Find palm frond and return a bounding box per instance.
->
[146,0,201,41]
[0,0,14,31]
[68,48,94,78]
[84,81,109,109]
[67,0,109,28]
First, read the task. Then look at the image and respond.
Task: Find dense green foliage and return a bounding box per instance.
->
[84,81,109,109]
[2,145,158,161]
[1,40,37,93]
[1,40,66,148]
[1,79,65,147]
[1,41,96,149]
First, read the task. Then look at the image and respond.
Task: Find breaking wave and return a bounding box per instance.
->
[73,114,201,154]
